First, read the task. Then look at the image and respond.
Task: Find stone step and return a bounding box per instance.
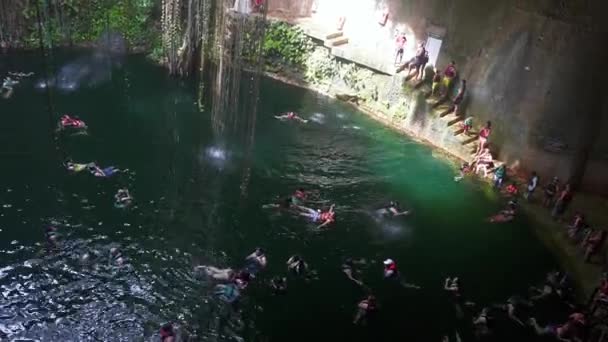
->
[461,136,478,146]
[453,127,465,136]
[442,113,462,126]
[325,31,343,40]
[326,37,349,47]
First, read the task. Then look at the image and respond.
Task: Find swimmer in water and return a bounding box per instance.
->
[353,295,377,325]
[45,226,60,250]
[1,77,17,98]
[214,282,240,303]
[383,259,420,289]
[160,323,176,342]
[234,270,252,289]
[114,188,133,208]
[296,204,336,229]
[287,255,308,276]
[291,188,308,206]
[88,164,121,178]
[59,114,87,129]
[342,258,364,286]
[270,276,287,294]
[489,199,518,223]
[64,159,93,173]
[379,201,410,217]
[109,247,126,266]
[454,162,471,182]
[274,112,308,123]
[194,265,235,281]
[244,248,267,276]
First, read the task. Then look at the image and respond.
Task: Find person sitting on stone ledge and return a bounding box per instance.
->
[431,69,442,96]
[504,183,519,197]
[543,177,560,208]
[462,116,473,135]
[582,229,606,262]
[472,148,494,178]
[406,43,427,77]
[442,61,457,96]
[528,312,586,342]
[493,164,506,188]
[567,212,586,239]
[552,183,573,220]
[409,49,429,81]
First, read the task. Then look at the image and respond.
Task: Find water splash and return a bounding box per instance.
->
[35,32,126,93]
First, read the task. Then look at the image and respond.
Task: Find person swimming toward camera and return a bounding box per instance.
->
[377,201,410,217]
[114,188,133,208]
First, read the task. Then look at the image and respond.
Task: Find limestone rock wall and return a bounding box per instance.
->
[269,0,608,192]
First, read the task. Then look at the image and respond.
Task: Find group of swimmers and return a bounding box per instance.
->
[59,116,132,208]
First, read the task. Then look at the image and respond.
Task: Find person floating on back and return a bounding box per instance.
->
[88,163,121,178]
[64,159,93,173]
[58,114,87,130]
[295,204,336,229]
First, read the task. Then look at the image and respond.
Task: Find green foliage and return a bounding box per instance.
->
[305,47,337,84]
[23,0,156,49]
[263,21,313,69]
[338,62,374,92]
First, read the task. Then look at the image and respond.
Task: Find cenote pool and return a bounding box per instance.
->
[0,52,557,341]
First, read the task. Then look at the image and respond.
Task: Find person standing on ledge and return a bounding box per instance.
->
[475,121,492,156]
[431,68,442,97]
[524,171,539,200]
[394,33,407,66]
[452,79,466,114]
[442,61,457,96]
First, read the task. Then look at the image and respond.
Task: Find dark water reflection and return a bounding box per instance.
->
[0,52,557,341]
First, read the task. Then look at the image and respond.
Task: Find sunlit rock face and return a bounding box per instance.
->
[268,0,608,193]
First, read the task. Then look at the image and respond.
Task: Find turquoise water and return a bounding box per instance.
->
[0,52,556,341]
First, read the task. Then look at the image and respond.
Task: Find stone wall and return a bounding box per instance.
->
[269,0,608,193]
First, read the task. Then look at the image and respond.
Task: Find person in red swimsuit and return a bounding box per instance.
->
[296,204,336,229]
[475,121,492,155]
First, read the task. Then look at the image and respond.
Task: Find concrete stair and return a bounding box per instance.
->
[324,31,349,47]
[461,135,478,146]
[325,31,343,40]
[442,113,462,126]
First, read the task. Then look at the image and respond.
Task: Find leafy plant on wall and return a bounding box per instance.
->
[263,21,313,70]
[305,47,338,84]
